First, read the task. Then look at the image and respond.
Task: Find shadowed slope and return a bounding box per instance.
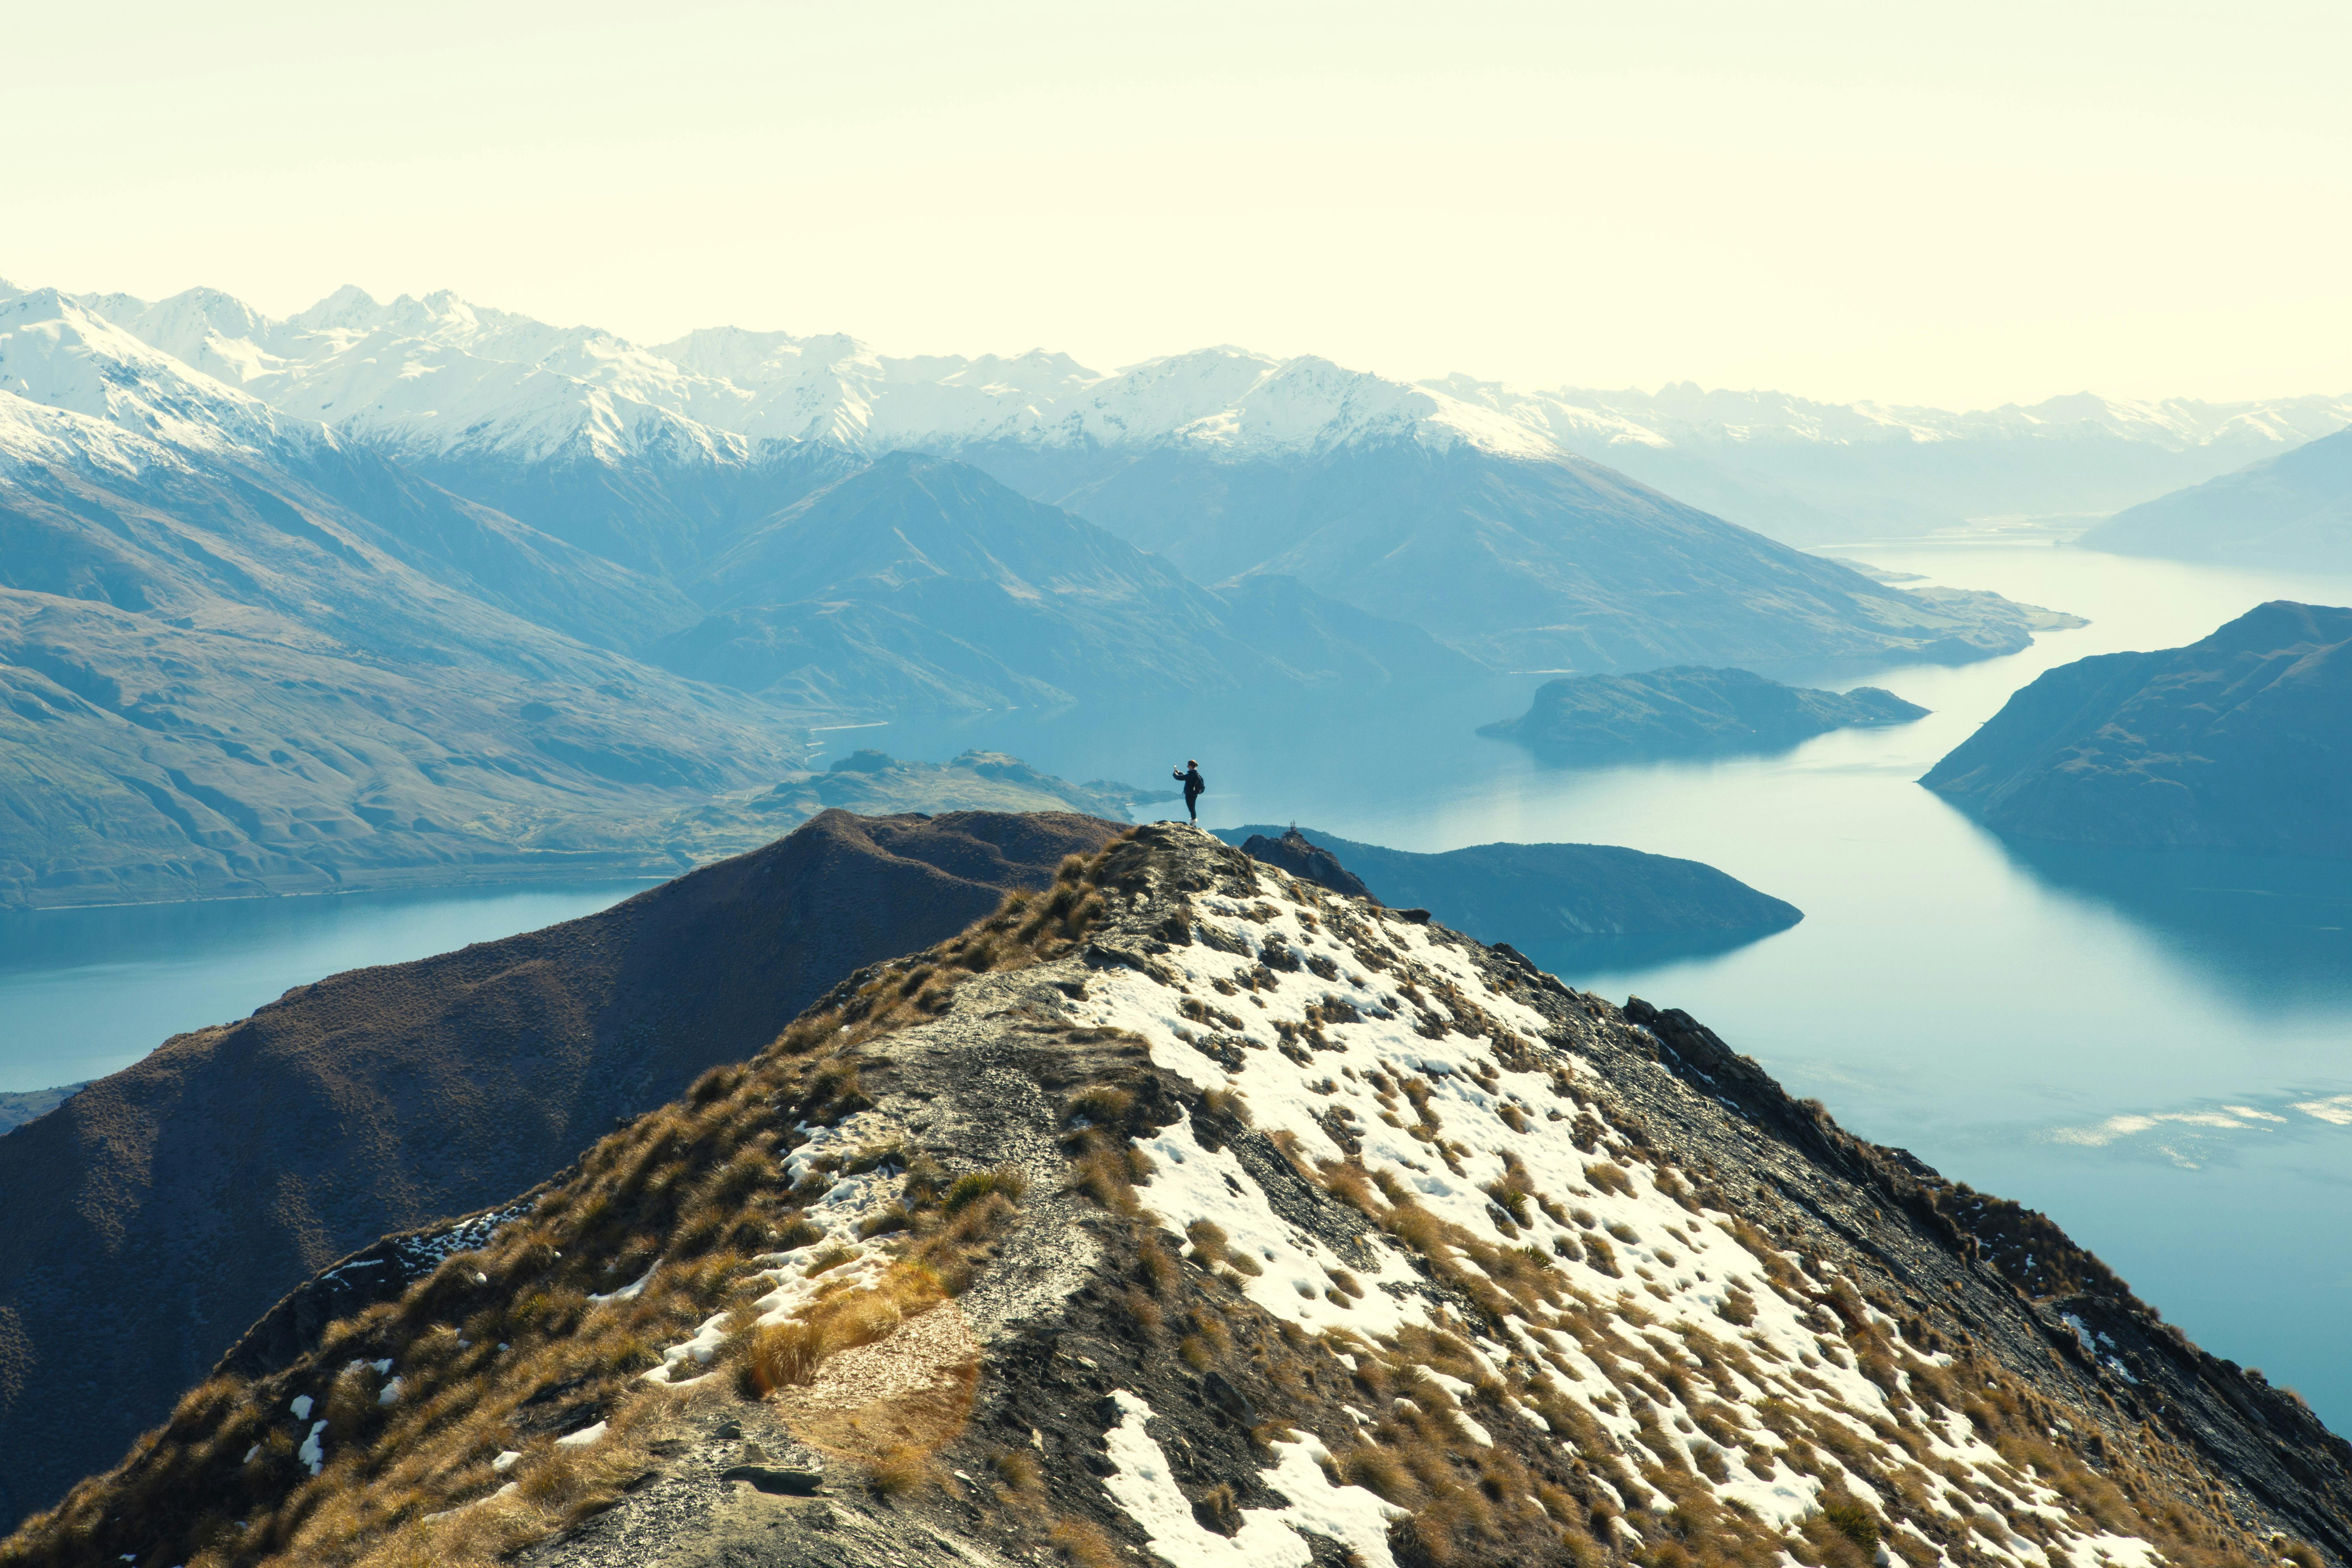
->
[0,808,1121,1530]
[1922,601,2352,855]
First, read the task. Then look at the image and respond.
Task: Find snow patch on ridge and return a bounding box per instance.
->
[1069,868,2156,1568]
[1101,1389,1399,1567]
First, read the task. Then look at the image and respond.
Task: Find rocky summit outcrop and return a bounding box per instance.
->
[13,824,2346,1568]
[1238,826,1382,904]
[1921,601,2352,856]
[1482,666,1929,763]
[0,808,1121,1534]
[1220,824,1802,945]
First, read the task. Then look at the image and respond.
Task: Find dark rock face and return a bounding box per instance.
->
[1481,664,1927,761]
[1920,600,2352,856]
[0,808,1121,1532]
[1218,823,1801,941]
[1238,827,1380,903]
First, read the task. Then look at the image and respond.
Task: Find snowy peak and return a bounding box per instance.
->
[282,283,380,333]
[655,324,879,389]
[40,277,1575,467]
[75,285,293,389]
[25,273,2348,481]
[1025,346,1563,459]
[0,288,308,459]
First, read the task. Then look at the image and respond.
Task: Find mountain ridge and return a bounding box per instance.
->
[7,823,2345,1568]
[58,280,2349,544]
[2076,426,2352,573]
[0,808,1126,1530]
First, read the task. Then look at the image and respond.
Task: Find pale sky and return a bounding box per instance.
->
[6,0,2347,408]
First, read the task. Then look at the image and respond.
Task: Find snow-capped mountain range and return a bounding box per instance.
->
[2,280,1552,470]
[0,272,2164,910]
[9,275,2343,540]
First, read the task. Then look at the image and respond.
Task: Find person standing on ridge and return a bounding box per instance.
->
[1172,759,1205,823]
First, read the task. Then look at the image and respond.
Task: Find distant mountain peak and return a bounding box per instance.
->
[286,282,382,331]
[0,289,313,459]
[16,273,2350,542]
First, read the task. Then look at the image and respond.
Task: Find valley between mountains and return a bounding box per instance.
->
[0,281,2084,908]
[7,824,2345,1568]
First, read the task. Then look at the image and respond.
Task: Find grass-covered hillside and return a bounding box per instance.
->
[10,825,2347,1568]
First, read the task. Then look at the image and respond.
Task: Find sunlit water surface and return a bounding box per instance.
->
[6,544,2349,1424]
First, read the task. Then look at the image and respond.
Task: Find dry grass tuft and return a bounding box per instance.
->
[868,1443,930,1498]
[943,1164,1029,1214]
[1049,1517,1122,1568]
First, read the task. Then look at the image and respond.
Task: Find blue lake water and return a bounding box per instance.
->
[5,543,2349,1425]
[866,543,2352,1426]
[0,881,654,1092]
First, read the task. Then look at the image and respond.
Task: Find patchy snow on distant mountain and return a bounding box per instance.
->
[46,278,2352,542]
[1433,377,2352,454]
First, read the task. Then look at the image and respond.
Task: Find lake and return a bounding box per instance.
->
[0,881,656,1094]
[872,542,2352,1427]
[5,542,2348,1426]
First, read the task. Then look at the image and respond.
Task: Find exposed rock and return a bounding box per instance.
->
[1238,827,1380,903]
[1921,600,2352,856]
[16,825,2345,1568]
[1481,664,1929,762]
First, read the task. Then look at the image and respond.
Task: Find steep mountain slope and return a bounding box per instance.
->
[10,825,2345,1568]
[64,285,2082,677]
[2076,427,2352,573]
[984,440,2061,672]
[1482,667,1928,762]
[1218,823,1804,944]
[650,453,1466,712]
[0,809,1123,1531]
[1920,602,2352,855]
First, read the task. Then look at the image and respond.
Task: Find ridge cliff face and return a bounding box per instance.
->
[9,825,2346,1568]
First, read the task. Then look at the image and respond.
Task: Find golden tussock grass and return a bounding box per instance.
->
[2,840,1140,1568]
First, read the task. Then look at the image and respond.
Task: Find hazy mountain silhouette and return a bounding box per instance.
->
[2079,426,2352,573]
